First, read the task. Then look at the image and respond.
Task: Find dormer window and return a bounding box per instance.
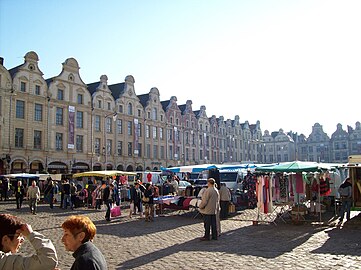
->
[57,89,64,100]
[35,85,41,95]
[20,82,26,92]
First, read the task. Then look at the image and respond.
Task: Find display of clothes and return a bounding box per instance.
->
[242,172,257,208]
[319,176,331,196]
[256,175,273,214]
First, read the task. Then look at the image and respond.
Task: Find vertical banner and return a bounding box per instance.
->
[203,133,207,160]
[68,105,75,149]
[134,118,139,155]
[174,127,178,158]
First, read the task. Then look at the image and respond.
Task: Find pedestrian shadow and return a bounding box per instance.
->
[116,223,323,269]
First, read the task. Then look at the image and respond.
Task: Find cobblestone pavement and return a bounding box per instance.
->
[1,201,360,270]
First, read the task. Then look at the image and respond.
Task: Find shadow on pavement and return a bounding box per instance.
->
[116,223,323,269]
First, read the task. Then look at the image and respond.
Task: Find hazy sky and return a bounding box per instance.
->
[1,0,360,136]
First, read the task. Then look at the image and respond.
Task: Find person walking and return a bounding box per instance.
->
[62,179,71,209]
[94,184,103,210]
[0,213,58,270]
[338,177,352,225]
[44,178,55,209]
[70,182,77,209]
[198,178,220,241]
[15,180,25,209]
[143,183,154,222]
[219,183,231,219]
[27,180,40,215]
[103,183,114,222]
[61,215,107,270]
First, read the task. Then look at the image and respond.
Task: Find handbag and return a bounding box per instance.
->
[110,205,121,217]
[142,195,149,203]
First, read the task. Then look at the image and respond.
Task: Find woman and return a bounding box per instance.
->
[15,181,25,209]
[0,213,58,269]
[143,183,154,222]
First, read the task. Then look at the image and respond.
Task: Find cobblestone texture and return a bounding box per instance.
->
[1,201,360,270]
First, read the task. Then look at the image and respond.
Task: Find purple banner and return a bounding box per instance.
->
[134,119,139,155]
[68,106,75,149]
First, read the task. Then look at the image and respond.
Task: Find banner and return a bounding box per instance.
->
[68,106,75,149]
[134,118,139,155]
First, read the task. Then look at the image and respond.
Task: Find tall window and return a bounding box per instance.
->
[118,105,123,113]
[95,138,100,155]
[137,123,142,137]
[56,107,63,125]
[153,126,157,139]
[106,139,112,155]
[34,130,42,149]
[77,94,83,104]
[146,144,151,158]
[95,115,101,132]
[117,119,123,134]
[35,85,40,95]
[128,142,132,156]
[152,108,157,120]
[117,141,122,156]
[160,127,163,140]
[15,128,24,148]
[34,103,43,121]
[20,82,26,92]
[127,121,132,135]
[137,109,141,117]
[153,145,158,159]
[76,135,83,152]
[76,111,83,128]
[106,117,112,133]
[57,89,64,100]
[127,103,133,115]
[16,100,25,119]
[55,133,63,150]
[160,146,165,159]
[138,143,142,157]
[107,102,111,110]
[98,100,102,109]
[146,125,150,138]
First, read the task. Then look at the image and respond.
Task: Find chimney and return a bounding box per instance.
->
[0,57,3,66]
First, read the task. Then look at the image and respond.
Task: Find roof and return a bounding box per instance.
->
[8,64,22,78]
[178,104,186,114]
[87,81,100,95]
[108,82,125,99]
[160,100,170,111]
[137,93,149,107]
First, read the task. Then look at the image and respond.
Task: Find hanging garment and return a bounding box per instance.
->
[295,173,304,194]
[244,173,257,208]
[319,177,331,196]
[279,175,287,199]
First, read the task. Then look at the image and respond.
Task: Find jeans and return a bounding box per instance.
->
[339,198,352,222]
[63,194,71,209]
[16,195,24,209]
[105,199,112,221]
[96,199,102,209]
[220,201,229,219]
[203,214,217,240]
[29,198,37,213]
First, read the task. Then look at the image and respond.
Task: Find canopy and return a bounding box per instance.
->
[255,161,335,173]
[2,173,50,179]
[72,170,137,178]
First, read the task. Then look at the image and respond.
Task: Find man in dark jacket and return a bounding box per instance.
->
[15,180,25,209]
[44,178,55,209]
[102,184,114,222]
[61,215,107,270]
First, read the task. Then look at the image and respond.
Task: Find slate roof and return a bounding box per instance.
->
[8,64,22,78]
[87,81,100,95]
[108,82,125,99]
[178,104,186,114]
[160,100,170,111]
[137,93,149,107]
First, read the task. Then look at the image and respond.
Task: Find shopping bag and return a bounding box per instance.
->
[110,206,121,217]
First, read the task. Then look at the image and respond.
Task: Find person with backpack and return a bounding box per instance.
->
[338,177,352,225]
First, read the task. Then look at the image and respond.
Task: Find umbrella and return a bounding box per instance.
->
[72,170,137,178]
[161,164,217,173]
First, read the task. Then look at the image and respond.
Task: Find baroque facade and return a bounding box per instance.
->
[1,51,360,174]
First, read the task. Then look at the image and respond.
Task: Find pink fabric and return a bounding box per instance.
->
[295,173,304,193]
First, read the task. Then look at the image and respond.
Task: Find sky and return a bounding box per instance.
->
[1,0,361,137]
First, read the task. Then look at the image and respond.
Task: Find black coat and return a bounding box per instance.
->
[71,241,107,270]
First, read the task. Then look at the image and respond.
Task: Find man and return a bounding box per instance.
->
[198,178,220,241]
[27,180,40,215]
[61,215,107,270]
[219,183,231,219]
[0,213,58,270]
[44,177,55,209]
[102,183,114,222]
[338,177,352,225]
[15,180,25,209]
[63,179,71,209]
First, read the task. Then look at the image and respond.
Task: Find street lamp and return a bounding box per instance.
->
[104,112,117,170]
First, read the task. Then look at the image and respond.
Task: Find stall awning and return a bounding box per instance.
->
[161,163,256,173]
[73,170,137,178]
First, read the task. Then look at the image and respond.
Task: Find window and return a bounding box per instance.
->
[146,125,150,138]
[106,139,112,155]
[16,100,25,119]
[137,123,142,137]
[20,82,26,92]
[127,121,132,135]
[106,117,112,133]
[138,109,141,117]
[117,141,122,156]
[152,108,157,120]
[57,89,64,100]
[77,94,83,104]
[95,138,100,155]
[147,112,151,119]
[146,144,151,158]
[76,111,83,128]
[76,135,83,152]
[138,143,142,157]
[118,105,123,113]
[95,115,101,132]
[153,126,157,139]
[35,85,40,95]
[128,142,132,156]
[127,103,133,115]
[169,145,173,160]
[107,102,111,110]
[98,100,102,109]
[160,146,165,159]
[160,128,163,140]
[15,128,24,148]
[34,130,42,149]
[153,145,158,159]
[117,119,123,134]
[56,107,63,125]
[34,103,43,121]
[55,133,63,150]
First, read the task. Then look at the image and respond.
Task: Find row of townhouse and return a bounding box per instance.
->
[0,51,262,174]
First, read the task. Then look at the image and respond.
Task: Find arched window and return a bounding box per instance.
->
[127,103,133,115]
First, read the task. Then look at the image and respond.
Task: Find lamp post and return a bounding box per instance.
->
[104,112,117,170]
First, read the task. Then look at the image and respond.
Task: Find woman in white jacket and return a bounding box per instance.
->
[0,213,58,270]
